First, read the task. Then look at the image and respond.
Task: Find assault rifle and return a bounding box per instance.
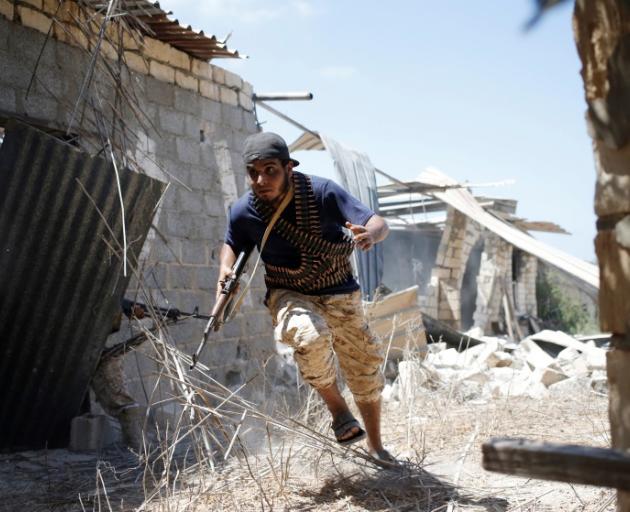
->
[102,302,214,361]
[121,298,212,322]
[190,250,250,369]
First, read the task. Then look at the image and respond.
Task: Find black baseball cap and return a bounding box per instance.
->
[242,132,300,167]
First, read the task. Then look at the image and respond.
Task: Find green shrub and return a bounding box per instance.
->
[536,271,598,334]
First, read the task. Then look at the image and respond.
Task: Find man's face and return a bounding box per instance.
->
[246,158,292,204]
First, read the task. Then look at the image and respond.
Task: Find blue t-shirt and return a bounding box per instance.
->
[225,174,375,295]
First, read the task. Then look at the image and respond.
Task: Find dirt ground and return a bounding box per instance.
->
[0,377,613,511]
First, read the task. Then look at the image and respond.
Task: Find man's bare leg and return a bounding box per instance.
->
[356,399,384,453]
[317,383,361,441]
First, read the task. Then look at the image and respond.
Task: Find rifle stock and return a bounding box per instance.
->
[190,250,249,369]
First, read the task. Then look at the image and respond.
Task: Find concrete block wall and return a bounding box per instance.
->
[472,234,513,333]
[514,252,538,316]
[0,7,277,423]
[425,207,481,328]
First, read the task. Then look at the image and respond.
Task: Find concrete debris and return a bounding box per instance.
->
[387,330,609,402]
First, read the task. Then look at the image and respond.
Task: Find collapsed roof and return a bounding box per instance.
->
[289,131,598,290]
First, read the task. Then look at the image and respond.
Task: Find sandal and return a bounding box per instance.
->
[331,411,366,446]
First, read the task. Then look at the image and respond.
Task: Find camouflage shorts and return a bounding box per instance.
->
[267,289,384,403]
[91,355,137,417]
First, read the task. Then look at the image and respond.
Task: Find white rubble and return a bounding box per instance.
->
[386,330,609,403]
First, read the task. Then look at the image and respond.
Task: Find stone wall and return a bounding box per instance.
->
[425,208,481,329]
[514,251,538,317]
[0,5,276,419]
[472,235,513,334]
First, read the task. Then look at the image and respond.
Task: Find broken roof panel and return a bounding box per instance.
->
[0,120,165,450]
[81,0,242,60]
[418,168,599,288]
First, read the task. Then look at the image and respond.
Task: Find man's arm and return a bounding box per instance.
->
[217,243,238,299]
[345,214,389,251]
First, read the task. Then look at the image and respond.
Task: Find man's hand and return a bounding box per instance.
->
[216,266,237,301]
[345,222,375,251]
[345,215,389,251]
[131,304,145,319]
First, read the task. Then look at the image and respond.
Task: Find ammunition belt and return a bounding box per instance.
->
[253,171,355,293]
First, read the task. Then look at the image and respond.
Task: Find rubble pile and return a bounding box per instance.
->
[385,330,608,403]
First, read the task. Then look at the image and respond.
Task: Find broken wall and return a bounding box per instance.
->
[425,208,482,329]
[0,3,275,425]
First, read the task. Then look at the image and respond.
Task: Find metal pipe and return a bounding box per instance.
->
[253,92,314,101]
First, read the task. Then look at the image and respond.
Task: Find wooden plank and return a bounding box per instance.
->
[368,306,423,337]
[482,437,630,490]
[363,285,419,320]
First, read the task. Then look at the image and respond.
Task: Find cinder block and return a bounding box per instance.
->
[176,136,201,165]
[150,238,182,264]
[143,36,190,70]
[121,27,141,51]
[243,112,257,133]
[142,36,170,62]
[205,194,227,217]
[239,91,253,111]
[54,21,89,50]
[145,75,174,106]
[184,114,201,139]
[159,106,185,135]
[221,103,243,130]
[221,316,243,339]
[100,39,118,61]
[194,266,219,292]
[169,264,195,290]
[199,79,219,101]
[189,163,215,191]
[207,339,239,366]
[241,80,253,98]
[0,0,14,20]
[181,240,208,265]
[219,86,238,106]
[17,6,52,34]
[191,58,212,80]
[177,187,206,214]
[211,65,225,84]
[223,69,242,90]
[124,51,149,75]
[150,59,175,84]
[175,88,200,115]
[175,70,198,92]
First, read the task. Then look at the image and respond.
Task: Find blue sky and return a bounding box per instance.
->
[161,0,596,262]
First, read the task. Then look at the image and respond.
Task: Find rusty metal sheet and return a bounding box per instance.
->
[0,120,166,451]
[79,1,242,60]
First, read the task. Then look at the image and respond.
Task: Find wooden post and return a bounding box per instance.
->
[574,1,630,510]
[483,437,630,490]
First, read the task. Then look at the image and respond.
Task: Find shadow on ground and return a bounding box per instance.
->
[299,461,509,511]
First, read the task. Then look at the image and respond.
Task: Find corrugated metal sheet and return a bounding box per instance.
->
[319,134,384,300]
[0,120,166,451]
[81,0,242,60]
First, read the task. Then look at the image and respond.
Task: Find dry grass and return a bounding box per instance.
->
[0,329,614,511]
